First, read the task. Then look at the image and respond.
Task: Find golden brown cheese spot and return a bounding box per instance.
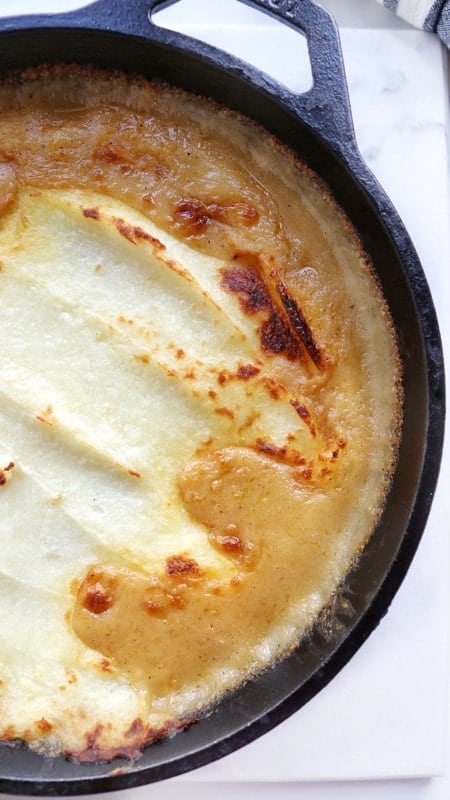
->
[98,658,113,672]
[36,718,53,734]
[173,197,259,236]
[290,399,317,438]
[215,407,234,419]
[81,575,115,615]
[166,555,201,577]
[113,217,165,249]
[72,448,338,697]
[255,440,287,460]
[82,207,100,220]
[133,353,149,365]
[262,376,286,400]
[236,363,260,380]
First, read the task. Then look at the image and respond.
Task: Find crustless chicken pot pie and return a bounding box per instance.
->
[0,66,401,762]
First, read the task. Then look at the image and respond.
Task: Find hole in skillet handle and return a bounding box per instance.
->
[151,0,313,94]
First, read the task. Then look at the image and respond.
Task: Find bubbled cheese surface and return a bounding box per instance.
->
[0,68,401,761]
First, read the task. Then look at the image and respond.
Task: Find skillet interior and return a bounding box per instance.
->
[0,16,445,796]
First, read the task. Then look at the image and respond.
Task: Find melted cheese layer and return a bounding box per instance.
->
[0,70,401,761]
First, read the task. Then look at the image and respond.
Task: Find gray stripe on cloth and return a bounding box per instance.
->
[423,0,447,30]
[436,4,450,44]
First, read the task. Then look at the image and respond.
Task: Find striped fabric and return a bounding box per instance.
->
[378,0,450,45]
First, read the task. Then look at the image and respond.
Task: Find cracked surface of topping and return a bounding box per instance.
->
[0,67,401,761]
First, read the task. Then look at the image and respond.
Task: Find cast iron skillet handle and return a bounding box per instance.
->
[145,0,358,159]
[236,0,357,158]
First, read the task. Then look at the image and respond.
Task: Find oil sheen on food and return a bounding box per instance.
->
[0,68,401,762]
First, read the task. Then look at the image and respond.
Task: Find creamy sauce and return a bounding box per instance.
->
[0,68,401,760]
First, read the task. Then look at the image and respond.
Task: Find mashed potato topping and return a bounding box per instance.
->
[0,67,401,761]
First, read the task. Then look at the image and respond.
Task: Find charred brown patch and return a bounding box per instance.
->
[217,370,228,385]
[82,207,100,220]
[173,197,258,235]
[262,377,285,400]
[221,263,302,361]
[113,217,165,249]
[173,198,212,233]
[166,555,200,577]
[128,469,141,478]
[221,264,270,314]
[276,278,323,369]
[255,440,287,460]
[221,260,325,367]
[290,399,317,438]
[260,310,301,360]
[290,399,309,419]
[236,363,260,380]
[83,582,114,615]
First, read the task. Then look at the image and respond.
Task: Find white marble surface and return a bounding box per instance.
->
[0,1,449,798]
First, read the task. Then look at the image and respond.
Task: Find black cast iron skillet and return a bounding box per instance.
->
[0,0,445,794]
